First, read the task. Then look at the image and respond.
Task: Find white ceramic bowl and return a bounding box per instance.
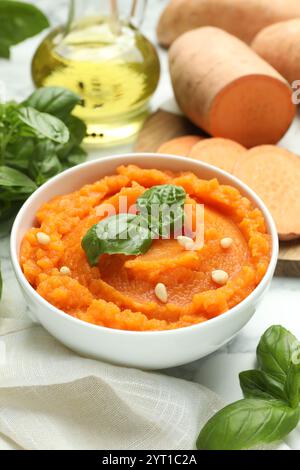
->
[10,154,278,369]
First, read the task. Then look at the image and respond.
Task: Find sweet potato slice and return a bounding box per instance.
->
[233,145,300,240]
[157,135,204,156]
[169,27,296,148]
[189,138,246,173]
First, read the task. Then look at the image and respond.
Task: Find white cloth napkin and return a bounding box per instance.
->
[0,312,291,450]
[0,314,226,450]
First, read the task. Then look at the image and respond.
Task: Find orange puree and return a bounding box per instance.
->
[20,165,271,331]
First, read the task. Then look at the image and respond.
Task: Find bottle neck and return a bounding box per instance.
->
[66,0,147,27]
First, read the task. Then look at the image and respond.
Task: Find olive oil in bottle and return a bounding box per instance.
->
[32,16,160,145]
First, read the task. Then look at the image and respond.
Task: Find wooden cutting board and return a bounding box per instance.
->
[135,110,300,277]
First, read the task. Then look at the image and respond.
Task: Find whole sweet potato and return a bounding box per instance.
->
[252,19,300,84]
[157,0,300,47]
[169,27,295,148]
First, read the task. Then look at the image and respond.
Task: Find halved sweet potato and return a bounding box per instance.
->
[169,27,296,148]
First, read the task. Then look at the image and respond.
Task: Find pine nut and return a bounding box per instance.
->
[36,232,50,245]
[177,235,194,250]
[60,266,71,275]
[220,237,233,249]
[211,270,229,286]
[154,283,168,303]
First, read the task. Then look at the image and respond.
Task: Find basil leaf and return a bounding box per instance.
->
[285,362,300,409]
[24,87,81,120]
[0,1,49,58]
[5,139,35,170]
[257,325,300,384]
[137,184,186,210]
[197,398,300,451]
[0,103,35,159]
[18,107,69,144]
[0,166,36,197]
[137,184,186,237]
[239,370,287,402]
[0,41,10,59]
[0,200,21,233]
[62,146,87,168]
[28,140,62,186]
[57,116,87,159]
[67,116,87,145]
[82,214,152,266]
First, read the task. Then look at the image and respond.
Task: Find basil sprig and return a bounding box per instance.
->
[197,325,300,450]
[0,87,86,224]
[82,184,187,265]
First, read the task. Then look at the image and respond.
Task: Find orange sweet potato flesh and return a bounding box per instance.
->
[157,0,300,47]
[189,138,246,173]
[252,19,300,84]
[157,135,204,156]
[233,145,300,240]
[169,27,296,148]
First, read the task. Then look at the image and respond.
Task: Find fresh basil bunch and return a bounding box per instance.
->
[0,0,49,59]
[197,325,300,450]
[0,87,87,225]
[82,184,186,265]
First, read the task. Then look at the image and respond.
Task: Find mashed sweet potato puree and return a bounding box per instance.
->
[20,165,271,331]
